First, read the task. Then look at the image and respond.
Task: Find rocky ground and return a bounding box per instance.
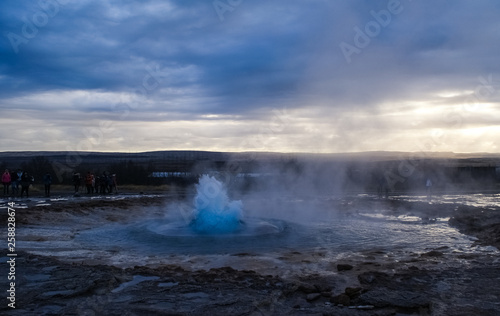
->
[1,194,499,315]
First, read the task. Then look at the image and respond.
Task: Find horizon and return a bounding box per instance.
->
[2,149,500,159]
[1,1,500,153]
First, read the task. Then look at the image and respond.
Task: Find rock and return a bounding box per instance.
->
[420,250,444,257]
[299,275,336,293]
[292,297,310,309]
[358,288,429,309]
[331,294,350,306]
[358,273,375,284]
[358,271,389,285]
[435,246,449,251]
[345,287,362,299]
[337,264,353,271]
[297,282,317,294]
[314,283,332,293]
[306,293,321,302]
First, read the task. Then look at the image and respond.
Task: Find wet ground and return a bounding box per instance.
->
[1,193,499,315]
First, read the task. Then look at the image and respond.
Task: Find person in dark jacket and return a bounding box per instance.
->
[100,172,108,194]
[94,175,100,195]
[73,172,81,194]
[10,169,21,196]
[20,172,34,198]
[43,172,52,197]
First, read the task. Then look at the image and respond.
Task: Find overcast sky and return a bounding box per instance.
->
[1,0,499,153]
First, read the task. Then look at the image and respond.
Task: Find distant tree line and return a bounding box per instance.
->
[0,156,53,184]
[2,155,497,192]
[1,156,167,186]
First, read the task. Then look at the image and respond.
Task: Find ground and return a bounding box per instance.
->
[1,193,499,315]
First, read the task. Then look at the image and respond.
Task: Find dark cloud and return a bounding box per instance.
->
[0,0,499,152]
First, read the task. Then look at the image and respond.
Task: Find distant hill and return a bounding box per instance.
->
[1,150,498,191]
[1,150,500,169]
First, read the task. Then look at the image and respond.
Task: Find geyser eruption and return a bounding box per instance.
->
[190,175,243,234]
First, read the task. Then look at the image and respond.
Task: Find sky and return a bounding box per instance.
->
[1,0,499,153]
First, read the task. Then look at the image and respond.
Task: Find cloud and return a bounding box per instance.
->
[0,0,499,153]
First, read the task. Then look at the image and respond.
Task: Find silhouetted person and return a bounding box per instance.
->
[99,171,109,194]
[94,175,100,194]
[375,173,389,199]
[20,172,33,198]
[426,178,432,200]
[43,172,52,197]
[91,173,96,193]
[100,172,108,194]
[110,174,118,194]
[376,174,389,198]
[107,173,114,194]
[11,169,22,196]
[73,172,81,194]
[85,171,94,194]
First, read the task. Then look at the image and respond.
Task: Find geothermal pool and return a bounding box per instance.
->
[14,176,498,273]
[73,175,486,256]
[74,212,472,256]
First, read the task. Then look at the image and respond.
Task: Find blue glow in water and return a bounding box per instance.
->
[190,175,243,234]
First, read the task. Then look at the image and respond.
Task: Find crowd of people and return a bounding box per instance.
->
[1,168,118,198]
[2,168,40,198]
[72,171,118,195]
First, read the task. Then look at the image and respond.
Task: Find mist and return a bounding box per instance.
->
[170,152,499,226]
